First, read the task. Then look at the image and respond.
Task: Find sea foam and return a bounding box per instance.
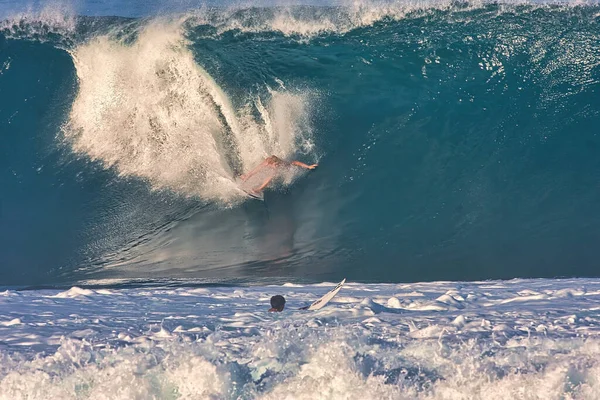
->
[2,279,600,399]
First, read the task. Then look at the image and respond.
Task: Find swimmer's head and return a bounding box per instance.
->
[269,295,286,312]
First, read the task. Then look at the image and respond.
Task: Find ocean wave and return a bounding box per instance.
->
[2,1,599,41]
[1,2,600,285]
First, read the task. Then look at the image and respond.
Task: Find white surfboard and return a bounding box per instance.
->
[301,278,346,310]
[236,177,265,201]
[240,187,264,201]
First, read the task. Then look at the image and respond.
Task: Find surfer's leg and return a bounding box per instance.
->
[253,176,273,193]
[241,159,269,182]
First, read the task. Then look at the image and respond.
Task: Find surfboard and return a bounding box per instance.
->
[300,278,346,310]
[235,177,264,201]
[240,187,264,201]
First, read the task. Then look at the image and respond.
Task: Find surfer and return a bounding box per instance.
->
[268,279,346,312]
[268,295,286,312]
[240,155,318,195]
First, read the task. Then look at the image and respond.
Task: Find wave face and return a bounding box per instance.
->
[2,2,600,286]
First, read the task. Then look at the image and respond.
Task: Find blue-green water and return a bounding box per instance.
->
[1,2,600,287]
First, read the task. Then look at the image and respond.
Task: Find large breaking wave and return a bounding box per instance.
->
[1,1,600,286]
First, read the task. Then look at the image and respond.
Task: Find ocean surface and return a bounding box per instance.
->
[2,0,600,287]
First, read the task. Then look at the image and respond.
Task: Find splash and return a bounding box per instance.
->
[0,0,76,39]
[185,0,505,38]
[64,19,314,202]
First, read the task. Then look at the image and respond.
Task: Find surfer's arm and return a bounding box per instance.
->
[291,161,318,170]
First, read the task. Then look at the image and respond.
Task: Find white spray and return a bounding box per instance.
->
[64,19,314,203]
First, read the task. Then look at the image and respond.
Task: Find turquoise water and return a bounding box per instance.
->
[1,1,600,286]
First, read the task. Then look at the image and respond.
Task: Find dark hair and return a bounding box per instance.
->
[270,295,286,311]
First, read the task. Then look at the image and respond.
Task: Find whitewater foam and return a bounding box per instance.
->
[0,1,76,40]
[2,0,595,43]
[185,1,453,38]
[2,279,600,399]
[183,0,586,39]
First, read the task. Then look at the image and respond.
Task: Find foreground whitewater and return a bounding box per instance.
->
[2,278,600,399]
[3,3,600,285]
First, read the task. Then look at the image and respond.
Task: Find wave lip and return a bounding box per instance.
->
[0,2,77,41]
[181,0,599,38]
[5,1,595,41]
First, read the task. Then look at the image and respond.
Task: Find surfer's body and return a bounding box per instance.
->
[240,155,317,195]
